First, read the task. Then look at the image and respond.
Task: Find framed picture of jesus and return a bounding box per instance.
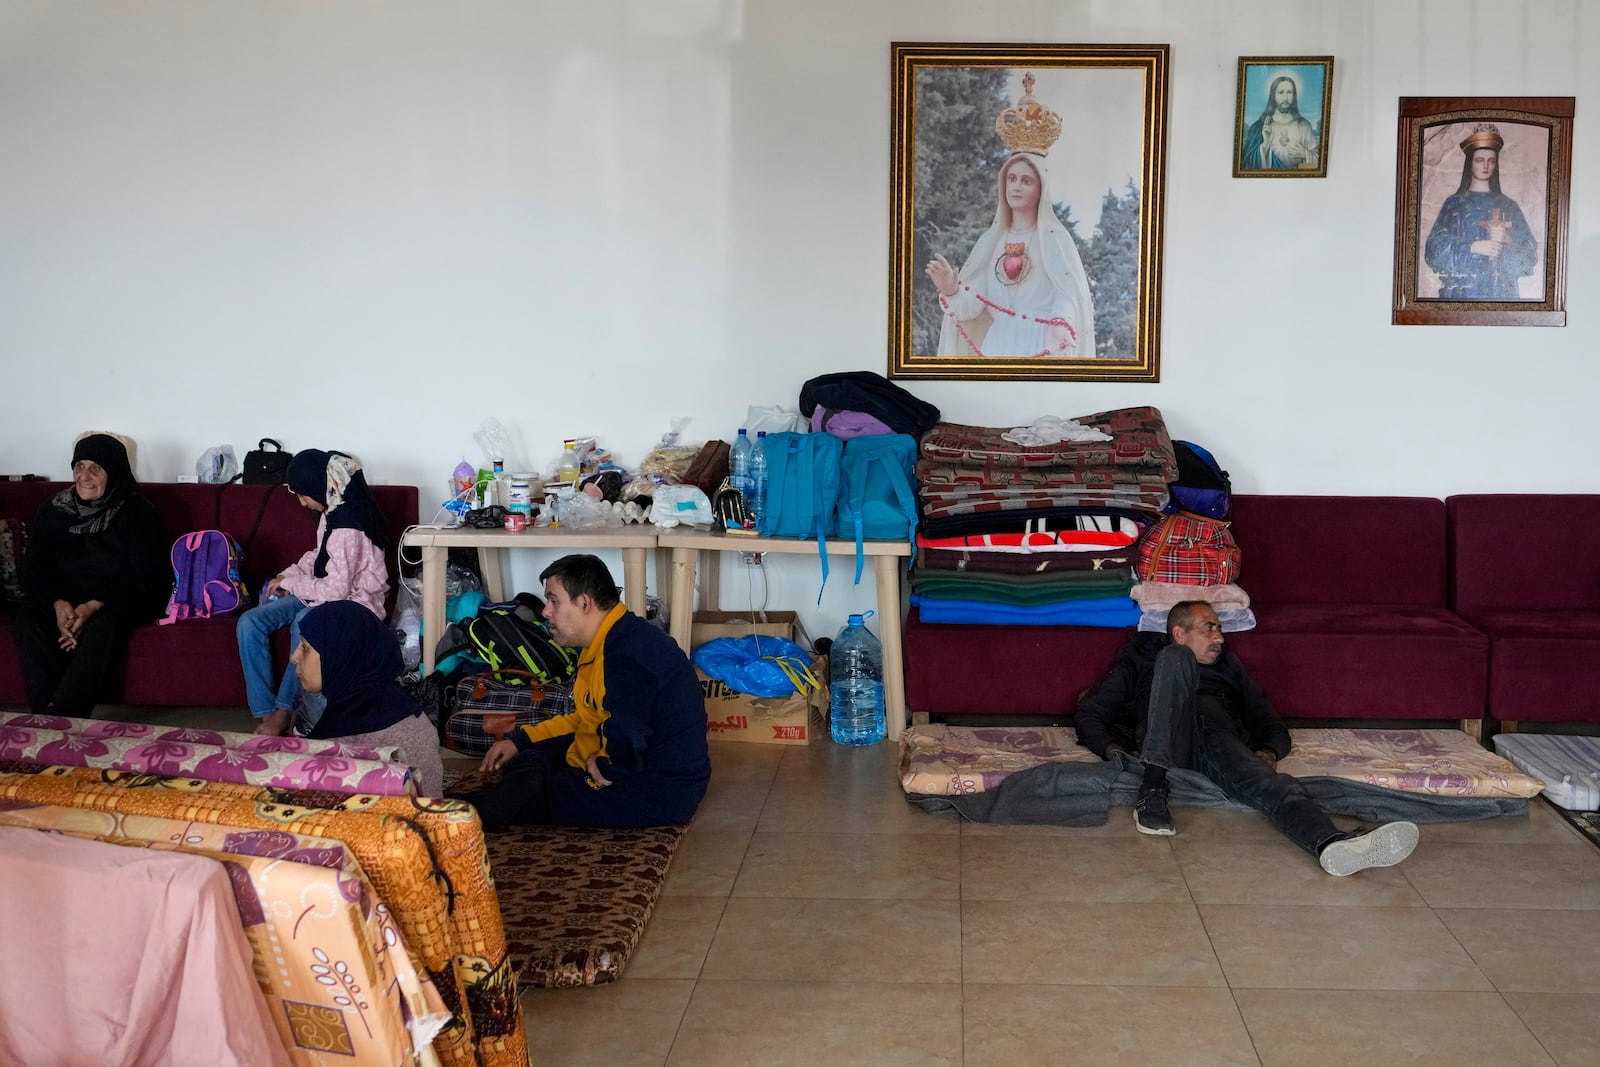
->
[1233,56,1333,178]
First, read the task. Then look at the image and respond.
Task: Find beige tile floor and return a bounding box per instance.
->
[77,707,1600,1065]
[521,737,1600,1067]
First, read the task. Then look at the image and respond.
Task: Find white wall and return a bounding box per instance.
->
[2,0,1596,630]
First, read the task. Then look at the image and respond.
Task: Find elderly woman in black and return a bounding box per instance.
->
[16,434,169,715]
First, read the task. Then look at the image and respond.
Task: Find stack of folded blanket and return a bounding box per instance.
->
[1131,580,1257,633]
[908,407,1178,626]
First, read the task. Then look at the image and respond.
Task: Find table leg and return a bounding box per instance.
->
[621,548,647,618]
[875,554,906,741]
[668,546,699,653]
[477,546,508,602]
[701,549,721,611]
[420,545,447,673]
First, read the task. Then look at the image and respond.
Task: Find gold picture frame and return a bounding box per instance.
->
[888,42,1169,382]
[1232,56,1334,178]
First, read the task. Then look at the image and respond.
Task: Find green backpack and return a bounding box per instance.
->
[464,594,578,685]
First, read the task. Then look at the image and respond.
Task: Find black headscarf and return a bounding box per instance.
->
[286,449,389,578]
[299,600,419,740]
[39,434,137,536]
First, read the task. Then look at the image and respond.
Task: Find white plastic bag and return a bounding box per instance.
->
[554,494,622,529]
[650,485,715,528]
[389,576,423,669]
[472,417,523,472]
[196,445,239,484]
[745,405,809,435]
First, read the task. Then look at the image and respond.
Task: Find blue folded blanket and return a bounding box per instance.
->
[910,593,1140,627]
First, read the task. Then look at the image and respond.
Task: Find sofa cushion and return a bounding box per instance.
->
[1225,604,1487,720]
[904,609,1128,717]
[1230,495,1446,607]
[1245,602,1485,639]
[1455,608,1600,723]
[116,617,295,708]
[1462,608,1600,641]
[1449,494,1600,614]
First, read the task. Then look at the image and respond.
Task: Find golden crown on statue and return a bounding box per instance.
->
[994,72,1062,155]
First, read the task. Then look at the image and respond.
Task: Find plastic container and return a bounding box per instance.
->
[750,430,769,528]
[830,611,885,746]
[452,459,475,499]
[558,440,581,484]
[508,475,534,516]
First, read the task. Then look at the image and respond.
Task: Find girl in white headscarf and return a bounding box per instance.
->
[236,450,391,736]
[927,151,1096,359]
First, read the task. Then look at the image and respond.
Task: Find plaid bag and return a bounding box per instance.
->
[1135,512,1241,585]
[445,669,575,756]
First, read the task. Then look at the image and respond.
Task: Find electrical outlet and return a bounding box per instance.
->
[740,551,765,566]
[176,474,198,483]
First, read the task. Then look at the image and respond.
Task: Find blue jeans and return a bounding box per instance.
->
[237,595,311,717]
[1140,644,1339,857]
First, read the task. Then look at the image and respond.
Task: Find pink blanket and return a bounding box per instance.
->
[0,714,414,795]
[0,826,289,1067]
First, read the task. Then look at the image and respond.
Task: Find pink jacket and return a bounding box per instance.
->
[277,521,389,618]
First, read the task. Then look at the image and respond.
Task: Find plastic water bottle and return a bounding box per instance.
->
[749,431,769,528]
[730,428,753,505]
[558,439,581,484]
[830,611,885,746]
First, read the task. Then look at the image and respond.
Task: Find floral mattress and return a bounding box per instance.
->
[900,725,1544,800]
[0,713,413,795]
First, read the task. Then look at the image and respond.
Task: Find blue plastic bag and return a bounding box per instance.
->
[691,635,819,698]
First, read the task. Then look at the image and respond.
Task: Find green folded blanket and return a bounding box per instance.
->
[910,569,1134,605]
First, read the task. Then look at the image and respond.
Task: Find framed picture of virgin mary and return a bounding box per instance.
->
[888,43,1170,382]
[1392,96,1573,327]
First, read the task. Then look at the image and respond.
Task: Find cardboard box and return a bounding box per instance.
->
[700,654,829,746]
[694,610,828,745]
[691,610,807,650]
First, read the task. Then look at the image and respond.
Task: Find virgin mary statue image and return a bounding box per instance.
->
[926,74,1096,358]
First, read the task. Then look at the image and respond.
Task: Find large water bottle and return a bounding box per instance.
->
[830,611,885,746]
[729,428,752,505]
[749,430,769,528]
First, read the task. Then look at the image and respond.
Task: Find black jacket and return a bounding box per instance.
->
[22,494,170,621]
[1075,631,1291,761]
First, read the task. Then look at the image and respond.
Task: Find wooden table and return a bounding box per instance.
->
[401,524,659,672]
[656,528,913,740]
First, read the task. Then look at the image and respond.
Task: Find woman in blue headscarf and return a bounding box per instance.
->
[293,600,443,796]
[236,449,390,736]
[16,433,169,716]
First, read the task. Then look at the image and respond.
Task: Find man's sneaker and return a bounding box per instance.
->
[1133,786,1176,836]
[1318,821,1419,876]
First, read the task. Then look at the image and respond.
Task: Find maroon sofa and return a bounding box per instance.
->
[1448,493,1600,726]
[905,495,1490,730]
[0,481,418,709]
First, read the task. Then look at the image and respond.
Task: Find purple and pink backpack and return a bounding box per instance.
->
[160,530,249,624]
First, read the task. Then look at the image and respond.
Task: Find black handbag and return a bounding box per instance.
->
[241,439,291,485]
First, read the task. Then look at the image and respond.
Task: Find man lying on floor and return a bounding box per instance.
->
[1075,601,1419,876]
[454,554,711,830]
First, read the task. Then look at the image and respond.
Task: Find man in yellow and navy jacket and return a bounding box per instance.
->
[466,554,711,829]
